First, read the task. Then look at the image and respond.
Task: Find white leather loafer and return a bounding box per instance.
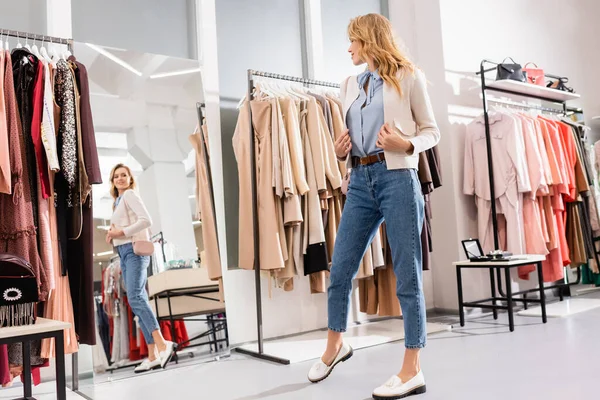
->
[372,371,426,399]
[308,342,353,383]
[159,341,176,369]
[134,358,161,373]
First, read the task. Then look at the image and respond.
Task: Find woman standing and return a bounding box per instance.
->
[307,14,440,399]
[106,163,175,373]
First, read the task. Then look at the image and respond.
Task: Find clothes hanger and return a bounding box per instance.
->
[49,38,60,65]
[62,44,72,60]
[40,38,52,62]
[24,36,31,51]
[16,33,22,49]
[31,37,42,59]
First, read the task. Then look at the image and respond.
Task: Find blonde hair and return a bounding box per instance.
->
[109,163,136,202]
[348,13,415,96]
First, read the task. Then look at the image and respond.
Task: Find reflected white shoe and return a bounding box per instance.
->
[134,358,161,373]
[372,371,426,399]
[307,342,353,383]
[159,341,176,369]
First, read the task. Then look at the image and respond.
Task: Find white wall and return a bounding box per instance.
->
[0,0,46,34]
[390,0,600,310]
[72,0,196,59]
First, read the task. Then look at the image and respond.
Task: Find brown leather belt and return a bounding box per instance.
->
[352,152,385,167]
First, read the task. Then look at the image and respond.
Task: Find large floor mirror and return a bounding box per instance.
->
[72,41,228,390]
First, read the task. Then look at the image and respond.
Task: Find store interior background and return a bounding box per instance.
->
[0,0,599,390]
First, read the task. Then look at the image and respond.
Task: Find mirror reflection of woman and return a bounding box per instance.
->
[307,14,440,399]
[106,163,175,373]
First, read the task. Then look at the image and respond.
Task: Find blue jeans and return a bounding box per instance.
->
[116,243,160,345]
[328,162,427,349]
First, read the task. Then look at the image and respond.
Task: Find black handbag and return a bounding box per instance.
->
[0,253,39,327]
[303,242,329,275]
[496,57,527,82]
[546,76,574,93]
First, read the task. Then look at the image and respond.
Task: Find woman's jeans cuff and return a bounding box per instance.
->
[328,326,346,333]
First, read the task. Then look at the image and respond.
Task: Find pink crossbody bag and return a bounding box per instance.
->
[123,198,154,257]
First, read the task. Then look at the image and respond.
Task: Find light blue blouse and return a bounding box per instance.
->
[346,69,385,158]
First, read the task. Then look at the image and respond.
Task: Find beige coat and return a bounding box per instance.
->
[232,100,285,271]
[189,124,222,281]
[280,97,309,195]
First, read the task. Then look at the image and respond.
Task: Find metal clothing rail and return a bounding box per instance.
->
[0,28,73,49]
[486,98,564,115]
[248,69,341,88]
[475,59,585,302]
[235,69,339,365]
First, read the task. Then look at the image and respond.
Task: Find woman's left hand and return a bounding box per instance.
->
[376,123,414,154]
[107,224,125,240]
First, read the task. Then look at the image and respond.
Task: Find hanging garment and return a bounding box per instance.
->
[12,48,40,230]
[464,112,530,254]
[232,101,284,271]
[64,60,101,346]
[189,124,222,281]
[280,97,309,195]
[0,50,48,300]
[0,50,9,195]
[41,61,59,172]
[31,60,51,199]
[40,171,79,358]
[55,59,78,207]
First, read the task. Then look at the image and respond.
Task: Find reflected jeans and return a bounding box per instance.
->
[327,161,427,348]
[116,242,160,345]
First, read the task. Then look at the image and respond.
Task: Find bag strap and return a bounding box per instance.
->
[523,62,539,68]
[500,57,519,64]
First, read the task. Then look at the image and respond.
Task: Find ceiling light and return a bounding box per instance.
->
[96,250,114,257]
[188,195,195,199]
[86,43,143,77]
[150,67,202,79]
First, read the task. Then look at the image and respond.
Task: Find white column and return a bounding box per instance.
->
[128,124,197,260]
[195,0,228,268]
[389,0,490,310]
[137,162,197,260]
[303,0,325,80]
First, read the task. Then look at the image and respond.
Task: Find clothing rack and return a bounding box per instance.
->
[476,59,584,300]
[234,69,339,365]
[0,27,79,393]
[0,28,73,50]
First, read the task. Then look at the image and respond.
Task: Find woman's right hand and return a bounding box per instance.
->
[335,130,352,159]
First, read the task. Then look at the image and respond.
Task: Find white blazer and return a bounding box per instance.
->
[340,68,440,170]
[110,189,152,247]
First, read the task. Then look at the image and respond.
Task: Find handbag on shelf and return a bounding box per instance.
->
[496,57,527,82]
[523,62,545,86]
[0,253,38,328]
[546,76,575,93]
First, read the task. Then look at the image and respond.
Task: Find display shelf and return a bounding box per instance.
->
[486,79,580,102]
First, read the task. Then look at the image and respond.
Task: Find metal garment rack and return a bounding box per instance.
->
[0,28,73,51]
[475,59,585,300]
[234,69,339,365]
